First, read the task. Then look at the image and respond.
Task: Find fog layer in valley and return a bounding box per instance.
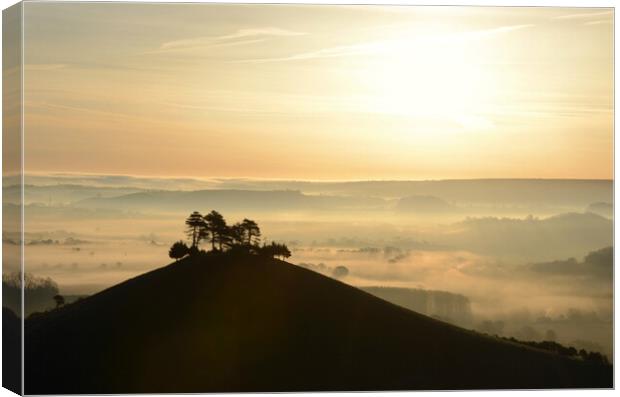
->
[5,174,613,357]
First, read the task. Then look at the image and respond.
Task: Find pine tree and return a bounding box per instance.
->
[185,211,206,247]
[241,218,261,246]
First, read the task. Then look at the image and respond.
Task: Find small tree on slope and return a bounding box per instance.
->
[169,240,190,261]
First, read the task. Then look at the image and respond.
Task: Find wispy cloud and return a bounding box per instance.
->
[453,24,534,40]
[584,19,613,26]
[163,90,373,115]
[234,42,387,64]
[235,24,534,64]
[553,10,613,20]
[25,64,68,71]
[146,27,306,55]
[24,100,177,127]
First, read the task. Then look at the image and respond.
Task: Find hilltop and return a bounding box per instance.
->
[25,253,612,393]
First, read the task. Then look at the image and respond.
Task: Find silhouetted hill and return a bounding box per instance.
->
[25,254,611,393]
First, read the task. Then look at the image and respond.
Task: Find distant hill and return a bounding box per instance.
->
[529,246,613,279]
[587,202,613,219]
[19,177,613,215]
[395,195,455,213]
[204,178,612,207]
[21,175,612,207]
[25,254,611,393]
[3,184,142,206]
[3,273,59,316]
[361,286,472,326]
[448,212,613,261]
[73,189,385,213]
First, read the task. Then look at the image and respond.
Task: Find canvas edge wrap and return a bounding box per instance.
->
[3,2,23,395]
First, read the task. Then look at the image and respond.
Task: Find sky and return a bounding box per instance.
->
[22,4,613,180]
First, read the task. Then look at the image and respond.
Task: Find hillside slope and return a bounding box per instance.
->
[25,254,612,393]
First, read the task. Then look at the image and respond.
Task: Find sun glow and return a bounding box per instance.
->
[23,4,613,179]
[352,26,499,134]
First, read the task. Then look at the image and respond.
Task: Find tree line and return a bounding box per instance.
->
[169,210,291,261]
[501,336,609,365]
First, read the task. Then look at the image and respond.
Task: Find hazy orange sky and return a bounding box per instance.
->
[23,4,613,180]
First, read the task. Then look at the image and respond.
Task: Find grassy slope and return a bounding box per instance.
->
[25,254,612,394]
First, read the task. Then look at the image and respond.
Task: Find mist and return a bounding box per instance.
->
[9,174,613,357]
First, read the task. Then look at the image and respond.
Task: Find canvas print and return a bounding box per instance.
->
[2,2,614,394]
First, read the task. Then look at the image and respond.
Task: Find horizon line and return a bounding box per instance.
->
[10,171,614,183]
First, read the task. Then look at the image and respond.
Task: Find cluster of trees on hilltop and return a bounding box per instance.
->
[169,210,291,261]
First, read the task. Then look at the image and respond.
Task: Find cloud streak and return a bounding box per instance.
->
[584,19,613,26]
[235,24,534,64]
[553,10,612,20]
[147,27,306,54]
[25,64,68,71]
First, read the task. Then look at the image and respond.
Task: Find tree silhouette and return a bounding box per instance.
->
[219,228,234,250]
[241,218,261,246]
[205,210,228,250]
[258,242,274,257]
[188,245,200,256]
[176,211,266,255]
[259,242,291,260]
[185,211,206,248]
[169,240,189,261]
[53,294,65,309]
[332,265,349,279]
[277,243,291,260]
[229,222,246,245]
